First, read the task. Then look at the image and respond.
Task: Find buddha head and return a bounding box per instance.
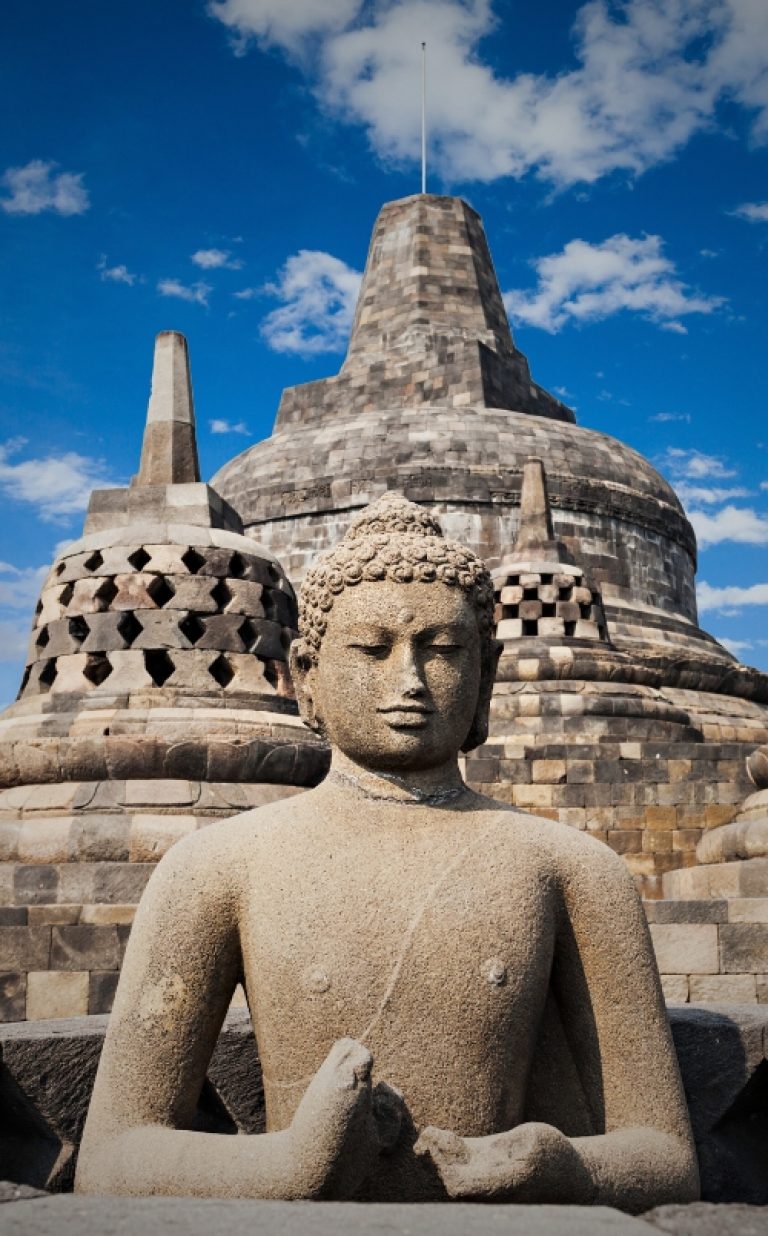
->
[290,494,500,773]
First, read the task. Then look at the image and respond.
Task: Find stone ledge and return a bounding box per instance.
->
[0,1006,765,1204]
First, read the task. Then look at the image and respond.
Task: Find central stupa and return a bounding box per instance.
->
[214,193,768,898]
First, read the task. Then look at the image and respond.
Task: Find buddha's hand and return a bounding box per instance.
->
[287,1038,404,1200]
[415,1121,594,1204]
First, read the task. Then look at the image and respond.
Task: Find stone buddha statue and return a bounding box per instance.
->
[76,494,698,1210]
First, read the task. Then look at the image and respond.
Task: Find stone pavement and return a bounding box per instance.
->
[1,1196,766,1236]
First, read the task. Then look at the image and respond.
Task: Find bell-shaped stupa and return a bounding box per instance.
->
[0,331,327,1022]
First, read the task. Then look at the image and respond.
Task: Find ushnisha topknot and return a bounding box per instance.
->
[295,492,496,666]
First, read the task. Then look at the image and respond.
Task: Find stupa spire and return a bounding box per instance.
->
[135,331,199,486]
[514,457,573,563]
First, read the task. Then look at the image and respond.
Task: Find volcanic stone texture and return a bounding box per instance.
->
[213,193,768,897]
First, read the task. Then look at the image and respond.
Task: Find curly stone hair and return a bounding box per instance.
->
[293,494,499,751]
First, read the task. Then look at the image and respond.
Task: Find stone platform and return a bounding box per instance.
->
[4,1196,768,1236]
[1,1005,766,1205]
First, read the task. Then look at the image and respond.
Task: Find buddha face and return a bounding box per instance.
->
[300,579,483,772]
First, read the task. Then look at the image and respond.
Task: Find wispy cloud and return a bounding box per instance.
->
[191,248,243,270]
[157,278,211,306]
[0,159,89,216]
[0,438,113,523]
[233,287,258,300]
[729,201,768,223]
[211,0,768,189]
[504,234,721,334]
[0,618,32,663]
[649,411,691,423]
[97,255,137,285]
[209,418,250,435]
[0,562,49,610]
[261,249,362,356]
[698,581,768,613]
[675,484,750,506]
[717,637,753,657]
[659,448,736,480]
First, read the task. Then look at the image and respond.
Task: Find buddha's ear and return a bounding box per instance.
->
[289,641,323,734]
[461,637,503,753]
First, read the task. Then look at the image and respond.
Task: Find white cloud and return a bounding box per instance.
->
[209,418,250,435]
[0,159,89,216]
[261,249,362,355]
[0,438,112,523]
[191,248,244,270]
[690,506,768,548]
[0,562,49,610]
[209,0,362,54]
[700,248,719,258]
[698,581,768,613]
[157,278,211,307]
[97,255,137,286]
[649,411,691,423]
[233,287,258,300]
[675,484,750,506]
[730,200,768,223]
[210,0,768,189]
[503,234,721,333]
[717,636,753,657]
[659,447,736,480]
[0,618,32,663]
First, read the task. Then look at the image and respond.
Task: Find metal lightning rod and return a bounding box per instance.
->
[421,41,427,194]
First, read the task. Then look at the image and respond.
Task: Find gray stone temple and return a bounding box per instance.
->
[1,193,767,1020]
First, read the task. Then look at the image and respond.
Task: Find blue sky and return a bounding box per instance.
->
[1,0,767,705]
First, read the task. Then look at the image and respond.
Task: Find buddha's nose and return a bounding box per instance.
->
[397,644,426,697]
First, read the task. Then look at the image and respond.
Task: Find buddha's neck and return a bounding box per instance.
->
[326,750,467,805]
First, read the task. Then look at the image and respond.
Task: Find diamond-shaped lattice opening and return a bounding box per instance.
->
[69,616,89,644]
[55,561,66,577]
[540,574,553,585]
[38,659,58,690]
[128,547,151,571]
[503,605,519,619]
[237,618,256,651]
[59,582,75,608]
[522,587,538,600]
[145,649,175,686]
[35,627,50,649]
[211,580,232,611]
[262,589,278,623]
[558,586,572,600]
[209,654,234,688]
[17,667,31,697]
[84,653,113,687]
[179,614,205,645]
[84,550,104,572]
[522,620,538,636]
[229,552,246,579]
[564,620,576,638]
[182,547,206,575]
[94,578,118,609]
[35,600,43,617]
[542,603,556,617]
[117,611,143,646]
[580,603,592,619]
[147,576,176,608]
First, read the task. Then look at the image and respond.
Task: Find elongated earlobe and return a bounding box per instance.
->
[461,638,502,753]
[289,643,323,734]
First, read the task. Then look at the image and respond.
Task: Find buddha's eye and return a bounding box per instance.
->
[426,642,463,654]
[349,642,390,658]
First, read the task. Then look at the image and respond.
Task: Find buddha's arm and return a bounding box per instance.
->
[418,837,699,1211]
[75,830,387,1199]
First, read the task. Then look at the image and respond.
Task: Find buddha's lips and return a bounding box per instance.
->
[378,705,434,716]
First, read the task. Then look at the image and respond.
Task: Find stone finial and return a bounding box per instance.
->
[514,458,574,563]
[135,331,200,486]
